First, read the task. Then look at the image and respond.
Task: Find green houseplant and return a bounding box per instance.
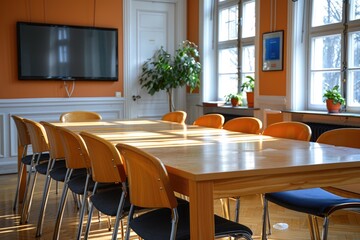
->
[240,76,255,108]
[323,85,345,113]
[139,40,201,112]
[225,93,242,107]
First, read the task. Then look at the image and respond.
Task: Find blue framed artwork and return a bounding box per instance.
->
[262,30,284,71]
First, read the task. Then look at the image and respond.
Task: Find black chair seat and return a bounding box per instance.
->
[265,188,360,217]
[67,174,114,195]
[90,186,131,216]
[50,166,87,182]
[22,153,50,165]
[35,159,65,175]
[130,203,252,240]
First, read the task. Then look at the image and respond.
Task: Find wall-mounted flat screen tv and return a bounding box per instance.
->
[17,22,118,81]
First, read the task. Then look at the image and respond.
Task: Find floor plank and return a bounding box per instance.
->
[0,173,359,239]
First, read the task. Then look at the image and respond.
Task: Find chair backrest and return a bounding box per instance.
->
[161,111,187,124]
[80,131,126,183]
[59,111,102,122]
[116,143,177,209]
[23,118,49,154]
[193,114,225,129]
[316,128,360,148]
[12,115,31,147]
[57,126,91,169]
[262,121,312,141]
[41,121,65,160]
[223,117,263,134]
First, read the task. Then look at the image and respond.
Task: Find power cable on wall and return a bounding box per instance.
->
[64,81,75,98]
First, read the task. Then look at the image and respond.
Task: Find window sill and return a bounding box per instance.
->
[282,110,360,119]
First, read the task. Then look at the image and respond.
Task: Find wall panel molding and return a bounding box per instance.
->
[0,97,125,174]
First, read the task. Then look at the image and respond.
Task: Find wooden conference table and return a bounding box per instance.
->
[52,119,360,239]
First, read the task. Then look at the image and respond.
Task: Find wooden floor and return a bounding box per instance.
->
[0,173,360,239]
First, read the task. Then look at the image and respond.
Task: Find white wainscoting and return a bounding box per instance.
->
[0,97,125,174]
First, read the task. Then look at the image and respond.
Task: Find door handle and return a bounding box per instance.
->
[132,95,141,101]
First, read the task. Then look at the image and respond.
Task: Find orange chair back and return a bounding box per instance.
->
[223,117,263,134]
[316,128,360,148]
[193,114,225,129]
[80,131,126,183]
[23,118,49,154]
[262,121,312,141]
[116,143,177,209]
[59,111,102,122]
[57,126,91,169]
[41,122,65,160]
[12,115,31,147]
[161,111,187,124]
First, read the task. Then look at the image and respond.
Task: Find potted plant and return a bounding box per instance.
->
[139,40,201,112]
[323,85,345,113]
[240,76,255,108]
[225,93,242,107]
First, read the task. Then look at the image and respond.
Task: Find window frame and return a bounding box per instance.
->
[217,0,256,100]
[306,0,360,112]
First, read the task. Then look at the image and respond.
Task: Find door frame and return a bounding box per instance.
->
[123,0,187,119]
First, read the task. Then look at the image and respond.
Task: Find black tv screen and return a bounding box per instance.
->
[17,22,118,81]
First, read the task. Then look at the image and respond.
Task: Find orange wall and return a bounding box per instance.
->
[0,0,123,99]
[258,0,288,96]
[0,0,287,99]
[186,0,199,93]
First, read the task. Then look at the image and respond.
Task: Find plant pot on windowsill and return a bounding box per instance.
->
[225,93,242,107]
[241,76,255,108]
[246,92,254,108]
[323,85,345,113]
[325,99,341,113]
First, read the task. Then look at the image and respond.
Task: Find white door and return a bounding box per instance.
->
[124,0,186,119]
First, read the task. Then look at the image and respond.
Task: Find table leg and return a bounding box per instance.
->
[189,180,214,239]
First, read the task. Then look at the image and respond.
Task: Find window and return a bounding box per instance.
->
[308,0,360,111]
[217,0,256,100]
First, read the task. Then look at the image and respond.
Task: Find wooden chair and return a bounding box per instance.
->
[53,126,93,240]
[80,132,130,240]
[223,117,263,134]
[161,111,187,124]
[59,111,102,122]
[35,122,68,236]
[116,143,253,240]
[12,115,34,212]
[193,113,225,129]
[262,128,360,240]
[20,118,51,224]
[222,117,263,222]
[262,121,312,141]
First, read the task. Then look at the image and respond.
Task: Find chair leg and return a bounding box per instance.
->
[307,214,317,240]
[83,182,98,240]
[13,145,28,212]
[125,205,135,240]
[83,199,95,240]
[13,162,25,212]
[170,208,179,240]
[234,197,240,222]
[76,173,91,240]
[19,154,36,224]
[261,196,269,240]
[35,174,52,236]
[313,216,321,240]
[322,217,329,240]
[35,158,56,236]
[220,198,230,220]
[111,184,127,240]
[53,169,72,240]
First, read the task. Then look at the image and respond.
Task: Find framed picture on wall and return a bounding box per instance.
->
[262,30,284,71]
